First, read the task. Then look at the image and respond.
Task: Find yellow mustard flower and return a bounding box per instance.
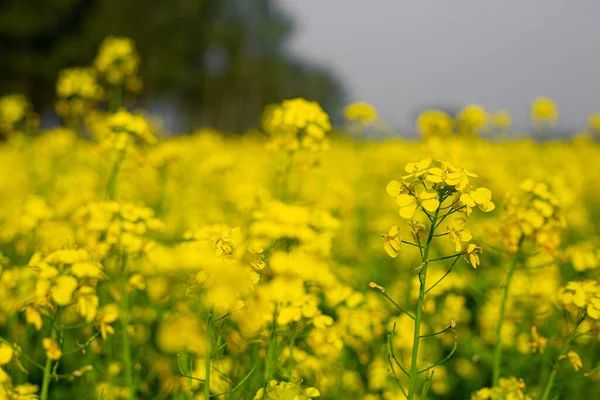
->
[0,343,13,365]
[344,101,378,123]
[447,216,473,252]
[531,96,558,125]
[42,338,62,360]
[382,226,402,258]
[51,275,78,306]
[417,110,453,138]
[559,351,583,372]
[462,244,482,269]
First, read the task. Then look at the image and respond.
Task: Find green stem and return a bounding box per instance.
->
[106,149,125,200]
[280,150,295,200]
[492,242,522,386]
[120,251,136,399]
[539,318,584,400]
[109,84,123,113]
[428,253,462,262]
[204,311,213,399]
[41,320,58,400]
[40,356,53,400]
[407,208,439,400]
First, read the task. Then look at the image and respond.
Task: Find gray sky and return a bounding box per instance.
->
[278,0,600,133]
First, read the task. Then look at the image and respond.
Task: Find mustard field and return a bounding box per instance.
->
[0,37,600,400]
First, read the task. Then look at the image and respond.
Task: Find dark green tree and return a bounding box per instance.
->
[0,0,344,132]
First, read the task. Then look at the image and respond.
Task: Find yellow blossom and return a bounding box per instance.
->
[0,343,13,365]
[42,338,62,360]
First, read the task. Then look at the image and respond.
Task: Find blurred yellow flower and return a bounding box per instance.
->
[42,338,62,360]
[417,110,453,138]
[531,97,558,125]
[559,351,583,372]
[587,112,600,131]
[382,226,402,258]
[457,104,487,135]
[490,110,512,129]
[0,343,14,365]
[344,101,378,123]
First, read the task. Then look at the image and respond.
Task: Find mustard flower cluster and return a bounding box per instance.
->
[55,68,105,119]
[343,101,378,123]
[500,179,564,253]
[0,94,34,135]
[94,36,142,92]
[558,280,600,320]
[471,377,532,400]
[262,98,332,151]
[73,201,163,258]
[254,380,320,399]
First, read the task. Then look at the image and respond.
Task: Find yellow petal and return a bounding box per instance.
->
[384,242,399,258]
[418,158,432,170]
[470,188,492,205]
[396,194,415,207]
[421,198,440,213]
[386,180,403,196]
[419,190,438,200]
[0,343,13,365]
[52,275,78,306]
[399,203,417,219]
[405,162,418,173]
[479,201,496,212]
[460,193,476,208]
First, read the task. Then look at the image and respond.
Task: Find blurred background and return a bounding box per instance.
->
[1,0,599,134]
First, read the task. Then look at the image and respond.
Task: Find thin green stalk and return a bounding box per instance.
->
[106,149,125,200]
[109,84,123,113]
[407,208,439,400]
[428,253,462,263]
[41,320,58,400]
[279,150,295,200]
[425,255,461,295]
[492,243,522,386]
[204,311,213,399]
[539,318,584,400]
[382,291,415,320]
[40,356,53,400]
[120,251,136,399]
[263,309,277,383]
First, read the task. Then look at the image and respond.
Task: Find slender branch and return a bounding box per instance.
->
[213,313,230,323]
[381,292,416,320]
[204,310,213,399]
[415,232,425,259]
[428,253,462,263]
[120,250,136,399]
[387,323,410,378]
[420,370,435,399]
[492,240,522,386]
[209,365,256,397]
[418,340,458,374]
[401,240,423,249]
[386,336,408,398]
[425,255,461,295]
[540,317,585,400]
[440,197,461,210]
[62,332,100,355]
[176,354,205,383]
[419,325,453,339]
[435,205,467,229]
